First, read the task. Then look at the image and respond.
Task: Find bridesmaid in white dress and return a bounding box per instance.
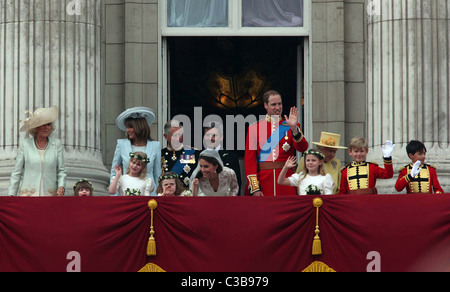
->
[278,150,335,195]
[190,150,239,197]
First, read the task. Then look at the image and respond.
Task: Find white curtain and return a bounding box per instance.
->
[167,0,228,27]
[242,0,303,27]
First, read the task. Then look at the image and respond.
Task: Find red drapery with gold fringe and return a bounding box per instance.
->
[1,195,450,272]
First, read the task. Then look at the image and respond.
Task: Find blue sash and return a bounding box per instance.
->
[170,148,196,175]
[258,124,290,162]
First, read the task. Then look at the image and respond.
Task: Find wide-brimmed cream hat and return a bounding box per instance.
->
[312,132,347,149]
[20,106,59,133]
[115,107,156,131]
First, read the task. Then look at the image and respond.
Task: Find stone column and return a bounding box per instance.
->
[0,0,109,196]
[367,0,450,193]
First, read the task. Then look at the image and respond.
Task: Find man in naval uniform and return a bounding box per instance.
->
[161,120,199,189]
[244,90,309,196]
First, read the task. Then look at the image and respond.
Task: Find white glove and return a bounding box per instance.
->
[410,161,422,178]
[381,140,395,158]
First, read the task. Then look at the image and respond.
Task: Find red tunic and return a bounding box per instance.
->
[244,116,309,196]
[339,159,394,195]
[395,164,444,194]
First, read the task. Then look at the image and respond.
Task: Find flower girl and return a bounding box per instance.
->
[109,152,155,196]
[278,150,334,195]
[156,172,187,196]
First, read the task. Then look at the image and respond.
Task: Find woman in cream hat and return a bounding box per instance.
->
[8,106,66,196]
[110,107,161,196]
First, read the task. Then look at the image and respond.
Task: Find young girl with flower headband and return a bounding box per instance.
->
[156,172,186,196]
[109,152,155,196]
[278,149,334,195]
[74,179,94,197]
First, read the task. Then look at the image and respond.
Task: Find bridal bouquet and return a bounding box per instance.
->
[125,188,141,196]
[305,184,322,195]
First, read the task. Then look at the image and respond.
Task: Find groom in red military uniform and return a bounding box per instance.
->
[245,90,309,196]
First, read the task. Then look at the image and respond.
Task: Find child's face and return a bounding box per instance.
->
[348,147,369,163]
[78,188,91,197]
[129,159,144,176]
[161,179,176,195]
[305,154,323,173]
[409,150,426,164]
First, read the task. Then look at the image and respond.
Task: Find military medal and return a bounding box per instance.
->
[180,154,196,164]
[183,164,191,174]
[282,142,291,152]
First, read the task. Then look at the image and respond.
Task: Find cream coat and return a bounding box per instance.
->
[8,138,66,196]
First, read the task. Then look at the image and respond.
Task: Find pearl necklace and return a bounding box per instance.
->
[35,139,48,150]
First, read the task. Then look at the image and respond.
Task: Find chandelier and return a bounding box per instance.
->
[209,70,270,110]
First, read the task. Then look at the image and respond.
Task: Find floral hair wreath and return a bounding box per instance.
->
[73,179,94,191]
[129,152,150,164]
[158,173,179,183]
[303,149,325,160]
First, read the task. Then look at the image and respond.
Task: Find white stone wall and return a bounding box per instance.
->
[0,0,109,195]
[311,0,367,164]
[102,0,159,175]
[366,0,450,194]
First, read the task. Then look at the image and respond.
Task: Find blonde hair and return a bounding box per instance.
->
[298,149,326,184]
[126,151,148,179]
[348,137,368,151]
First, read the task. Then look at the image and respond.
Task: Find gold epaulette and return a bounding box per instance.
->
[426,164,437,170]
[341,163,352,171]
[185,145,200,151]
[398,165,408,173]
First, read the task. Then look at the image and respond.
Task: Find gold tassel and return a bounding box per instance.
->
[147,200,158,257]
[312,198,323,256]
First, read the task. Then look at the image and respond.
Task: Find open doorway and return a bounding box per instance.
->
[167,36,304,153]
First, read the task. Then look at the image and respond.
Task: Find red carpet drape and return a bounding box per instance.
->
[1,195,449,272]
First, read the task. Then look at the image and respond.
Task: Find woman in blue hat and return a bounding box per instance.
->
[110,107,161,196]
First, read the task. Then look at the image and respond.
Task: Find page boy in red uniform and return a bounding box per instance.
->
[395,140,444,194]
[339,137,394,195]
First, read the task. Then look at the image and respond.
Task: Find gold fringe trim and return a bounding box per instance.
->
[312,198,323,256]
[147,200,158,257]
[138,263,166,272]
[302,261,336,272]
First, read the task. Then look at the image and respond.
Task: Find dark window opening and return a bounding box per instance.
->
[168,36,304,155]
